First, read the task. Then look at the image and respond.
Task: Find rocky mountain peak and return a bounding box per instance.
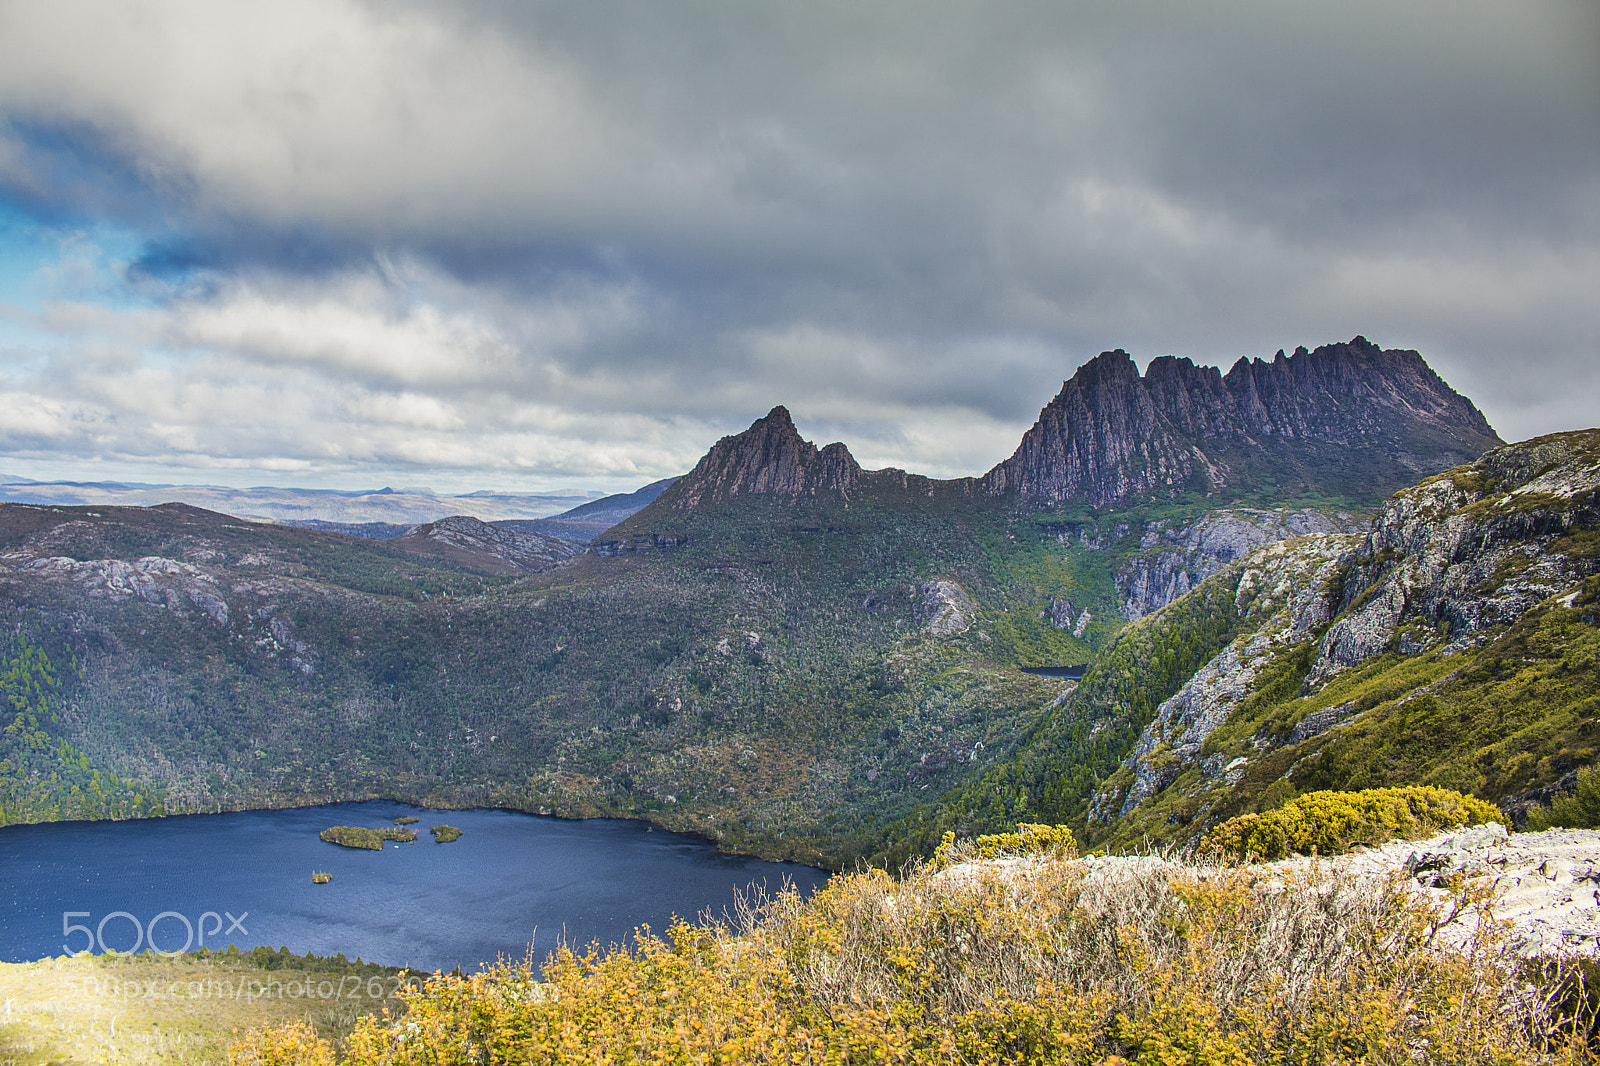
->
[985,337,1502,507]
[657,406,863,510]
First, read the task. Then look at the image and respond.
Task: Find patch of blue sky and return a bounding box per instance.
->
[0,198,158,314]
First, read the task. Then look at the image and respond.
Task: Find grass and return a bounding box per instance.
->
[232,832,1596,1064]
[0,949,409,1065]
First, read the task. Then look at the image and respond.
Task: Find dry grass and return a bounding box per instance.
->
[0,952,409,1065]
[234,844,1600,1064]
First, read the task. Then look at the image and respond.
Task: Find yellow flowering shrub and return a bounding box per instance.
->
[932,822,1078,867]
[1200,785,1503,860]
[234,829,1593,1065]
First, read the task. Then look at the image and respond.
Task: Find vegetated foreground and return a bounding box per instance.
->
[0,948,409,1066]
[231,824,1600,1066]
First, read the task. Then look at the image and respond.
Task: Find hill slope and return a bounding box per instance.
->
[0,340,1539,867]
[892,431,1598,859]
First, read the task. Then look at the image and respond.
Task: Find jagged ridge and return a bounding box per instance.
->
[983,337,1502,507]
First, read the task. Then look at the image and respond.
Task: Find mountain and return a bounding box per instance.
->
[387,515,581,575]
[983,337,1501,507]
[495,477,680,543]
[0,338,1576,870]
[0,481,597,524]
[885,429,1599,863]
[654,406,870,507]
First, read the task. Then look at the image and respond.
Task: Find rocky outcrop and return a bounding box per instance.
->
[981,349,1205,506]
[985,338,1501,507]
[1318,823,1600,959]
[916,580,976,636]
[1098,429,1600,833]
[946,823,1600,959]
[1114,508,1362,620]
[389,515,579,575]
[1305,429,1600,687]
[1096,533,1358,819]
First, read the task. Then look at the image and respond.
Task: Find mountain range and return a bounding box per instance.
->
[3,336,1592,869]
[0,480,605,525]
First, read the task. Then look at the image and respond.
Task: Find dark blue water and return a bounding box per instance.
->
[1019,665,1087,680]
[0,801,827,973]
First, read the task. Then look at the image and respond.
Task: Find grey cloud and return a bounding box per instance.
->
[0,0,1595,488]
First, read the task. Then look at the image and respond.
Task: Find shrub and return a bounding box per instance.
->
[1526,766,1600,831]
[932,822,1077,868]
[319,825,416,849]
[429,824,462,843]
[1201,786,1503,860]
[229,1021,334,1066]
[245,848,1591,1065]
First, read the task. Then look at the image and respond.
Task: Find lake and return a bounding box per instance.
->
[0,801,828,973]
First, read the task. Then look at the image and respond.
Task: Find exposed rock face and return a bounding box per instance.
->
[390,515,579,575]
[1099,429,1600,832]
[1115,508,1362,621]
[659,407,864,509]
[1306,429,1600,687]
[916,580,976,636]
[1095,533,1358,819]
[16,554,230,624]
[984,338,1501,507]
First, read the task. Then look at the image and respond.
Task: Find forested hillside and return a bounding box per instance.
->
[0,344,1553,868]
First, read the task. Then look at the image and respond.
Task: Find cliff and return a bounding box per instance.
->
[984,337,1502,507]
[655,406,866,509]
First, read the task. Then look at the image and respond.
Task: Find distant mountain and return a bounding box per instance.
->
[0,481,596,524]
[387,515,580,575]
[983,337,1501,507]
[495,477,680,543]
[276,520,417,539]
[634,405,963,516]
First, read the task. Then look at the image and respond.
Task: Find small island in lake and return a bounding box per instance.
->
[395,815,420,825]
[320,825,419,850]
[431,825,462,843]
[311,871,332,884]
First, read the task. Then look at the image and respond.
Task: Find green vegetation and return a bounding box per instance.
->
[1200,786,1502,860]
[0,631,163,825]
[320,826,385,850]
[0,946,408,1065]
[867,563,1260,867]
[393,815,418,825]
[0,428,1589,873]
[232,845,1592,1065]
[0,493,1141,866]
[311,871,332,883]
[429,824,461,842]
[1111,574,1600,851]
[1527,766,1600,831]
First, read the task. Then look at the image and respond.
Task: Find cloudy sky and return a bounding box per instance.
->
[1,1,1596,494]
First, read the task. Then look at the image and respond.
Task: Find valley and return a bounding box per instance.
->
[6,338,1587,876]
